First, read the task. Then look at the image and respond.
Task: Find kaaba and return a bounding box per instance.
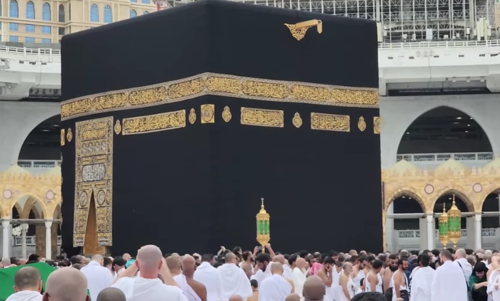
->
[60,0,382,255]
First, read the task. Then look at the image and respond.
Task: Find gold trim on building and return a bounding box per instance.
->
[61,73,379,121]
[292,112,303,128]
[241,107,284,128]
[374,117,381,134]
[114,120,122,135]
[310,113,350,132]
[61,129,65,146]
[201,104,215,124]
[66,128,73,142]
[122,110,186,135]
[189,108,197,124]
[222,106,232,122]
[358,116,366,132]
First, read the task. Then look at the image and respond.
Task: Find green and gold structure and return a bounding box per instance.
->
[438,203,449,248]
[59,0,382,254]
[447,195,462,249]
[256,198,270,252]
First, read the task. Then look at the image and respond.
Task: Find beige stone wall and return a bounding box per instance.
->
[0,0,156,43]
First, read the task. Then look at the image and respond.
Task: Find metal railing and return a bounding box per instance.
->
[398,228,497,238]
[397,152,494,162]
[0,45,60,63]
[379,40,500,49]
[17,160,62,169]
[12,235,62,246]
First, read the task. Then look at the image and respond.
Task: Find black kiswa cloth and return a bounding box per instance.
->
[61,0,378,101]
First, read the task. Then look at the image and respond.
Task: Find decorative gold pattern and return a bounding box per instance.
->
[201,104,215,124]
[222,106,232,122]
[61,73,379,121]
[284,20,323,41]
[74,117,113,247]
[61,129,65,146]
[114,120,122,135]
[310,113,350,132]
[122,110,186,135]
[241,107,284,128]
[66,128,73,142]
[189,108,196,124]
[373,117,381,134]
[292,113,303,128]
[358,116,367,132]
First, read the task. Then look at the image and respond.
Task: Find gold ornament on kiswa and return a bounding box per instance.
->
[292,113,303,128]
[373,116,381,134]
[358,116,366,132]
[438,202,449,248]
[114,120,122,135]
[222,106,232,122]
[256,198,270,250]
[201,104,215,124]
[447,194,462,249]
[66,128,73,142]
[284,19,323,41]
[189,108,197,124]
[61,129,66,146]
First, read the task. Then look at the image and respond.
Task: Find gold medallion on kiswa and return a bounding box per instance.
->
[122,110,186,135]
[310,113,350,132]
[241,107,284,128]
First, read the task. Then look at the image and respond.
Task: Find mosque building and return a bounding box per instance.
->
[0,0,499,258]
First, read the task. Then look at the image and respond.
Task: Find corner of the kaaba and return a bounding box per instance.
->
[61,0,382,256]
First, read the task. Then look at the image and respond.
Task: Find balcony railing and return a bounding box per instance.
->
[379,40,500,49]
[0,45,60,63]
[12,235,62,246]
[398,228,497,238]
[397,152,494,162]
[17,160,62,169]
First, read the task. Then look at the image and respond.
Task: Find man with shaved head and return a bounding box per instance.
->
[81,254,114,301]
[112,245,186,301]
[286,293,301,301]
[259,262,294,301]
[274,254,293,279]
[166,255,182,277]
[217,252,252,300]
[42,267,90,301]
[290,256,307,300]
[96,288,126,301]
[228,295,242,301]
[173,255,206,301]
[6,267,43,301]
[303,276,325,301]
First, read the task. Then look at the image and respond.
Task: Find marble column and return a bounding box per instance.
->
[386,203,394,252]
[2,221,10,258]
[419,217,428,250]
[21,223,28,259]
[474,213,482,251]
[45,221,52,260]
[426,214,435,250]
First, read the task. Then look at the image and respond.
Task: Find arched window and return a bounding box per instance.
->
[42,3,51,36]
[25,1,35,42]
[130,9,137,18]
[142,0,151,3]
[58,4,65,35]
[9,0,19,42]
[104,5,112,23]
[90,4,99,22]
[143,11,149,15]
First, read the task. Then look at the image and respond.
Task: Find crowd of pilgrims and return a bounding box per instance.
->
[3,244,500,301]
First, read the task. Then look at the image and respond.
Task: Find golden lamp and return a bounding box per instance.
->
[447,194,462,249]
[438,202,449,248]
[256,197,270,252]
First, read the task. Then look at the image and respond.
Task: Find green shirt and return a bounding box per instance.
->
[469,274,486,291]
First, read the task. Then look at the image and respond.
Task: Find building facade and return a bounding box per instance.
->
[1,0,500,256]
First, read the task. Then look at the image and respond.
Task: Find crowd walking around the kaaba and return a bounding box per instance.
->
[2,244,500,301]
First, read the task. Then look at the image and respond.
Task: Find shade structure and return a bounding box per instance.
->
[0,262,54,300]
[60,0,382,255]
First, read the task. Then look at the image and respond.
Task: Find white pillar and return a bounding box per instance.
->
[419,217,428,250]
[21,223,28,259]
[386,203,394,252]
[2,221,10,258]
[466,216,475,249]
[474,214,482,251]
[426,214,435,250]
[45,221,52,260]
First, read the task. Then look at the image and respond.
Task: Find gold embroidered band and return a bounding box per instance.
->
[311,113,350,132]
[241,107,284,128]
[122,110,186,135]
[61,73,379,121]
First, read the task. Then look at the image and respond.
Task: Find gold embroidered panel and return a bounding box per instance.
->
[61,73,379,121]
[74,117,113,247]
[122,110,186,135]
[310,113,350,132]
[374,116,381,134]
[241,107,284,128]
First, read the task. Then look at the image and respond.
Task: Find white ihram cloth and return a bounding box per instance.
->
[251,265,272,284]
[81,261,114,301]
[259,274,292,301]
[487,269,500,301]
[194,262,224,301]
[283,264,293,279]
[5,291,43,301]
[454,258,473,285]
[174,274,202,301]
[291,267,306,301]
[217,263,252,300]
[409,266,435,301]
[113,277,186,301]
[430,261,468,301]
